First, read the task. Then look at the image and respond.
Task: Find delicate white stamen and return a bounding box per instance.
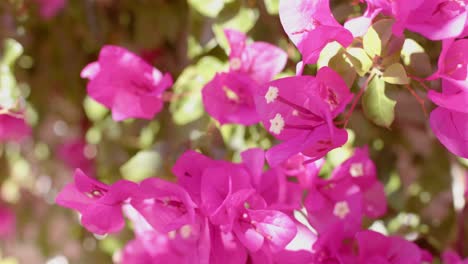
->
[230,58,242,70]
[242,213,249,219]
[292,110,299,116]
[333,201,350,219]
[265,86,279,104]
[180,225,192,239]
[168,230,177,239]
[350,163,364,177]
[269,113,285,135]
[152,68,162,82]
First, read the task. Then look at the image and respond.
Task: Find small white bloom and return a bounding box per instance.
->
[269,113,285,135]
[333,201,350,219]
[230,58,242,70]
[349,163,364,177]
[180,224,192,239]
[265,86,279,104]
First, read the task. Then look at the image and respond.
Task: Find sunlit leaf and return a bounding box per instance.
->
[363,25,381,58]
[1,39,23,66]
[120,150,161,182]
[264,0,279,14]
[401,39,432,78]
[346,48,373,76]
[212,7,259,52]
[362,75,396,128]
[83,96,109,122]
[383,63,410,85]
[188,0,225,18]
[170,56,226,125]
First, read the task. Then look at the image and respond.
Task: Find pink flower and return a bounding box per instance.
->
[172,150,220,205]
[344,4,381,37]
[428,79,468,158]
[121,227,210,264]
[280,154,325,189]
[202,72,260,125]
[356,230,423,264]
[224,29,287,84]
[209,227,248,264]
[331,147,387,218]
[405,0,468,40]
[34,0,67,19]
[58,138,95,176]
[55,169,138,234]
[442,249,468,264]
[255,67,352,166]
[304,180,364,236]
[362,0,425,36]
[130,178,197,233]
[0,114,30,142]
[0,203,15,239]
[81,45,173,121]
[310,224,356,263]
[223,190,297,253]
[279,0,353,64]
[429,38,468,81]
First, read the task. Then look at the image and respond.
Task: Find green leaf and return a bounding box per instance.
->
[383,63,410,85]
[83,96,109,122]
[401,39,432,78]
[170,56,226,125]
[212,7,259,53]
[363,26,381,58]
[1,39,23,66]
[264,0,279,14]
[120,151,161,182]
[346,48,373,76]
[363,19,396,59]
[0,39,23,110]
[362,76,396,128]
[319,43,356,88]
[188,0,225,17]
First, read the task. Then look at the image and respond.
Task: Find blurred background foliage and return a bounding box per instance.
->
[0,0,466,263]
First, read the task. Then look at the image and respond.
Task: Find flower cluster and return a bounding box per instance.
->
[44,0,468,263]
[57,146,434,263]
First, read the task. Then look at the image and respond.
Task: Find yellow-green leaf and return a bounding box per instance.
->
[362,76,396,128]
[188,0,225,17]
[401,39,432,77]
[363,25,381,58]
[212,7,259,53]
[383,63,410,85]
[346,48,373,76]
[120,151,161,182]
[170,56,226,125]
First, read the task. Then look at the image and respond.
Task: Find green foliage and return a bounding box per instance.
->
[0,39,23,110]
[120,150,161,182]
[362,75,396,128]
[170,56,226,125]
[188,0,235,18]
[264,0,279,14]
[212,7,259,53]
[383,63,410,85]
[346,48,373,77]
[401,39,432,78]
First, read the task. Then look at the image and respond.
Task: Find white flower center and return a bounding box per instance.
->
[265,86,279,104]
[350,163,364,177]
[269,113,285,135]
[180,225,192,239]
[230,58,242,70]
[333,201,350,219]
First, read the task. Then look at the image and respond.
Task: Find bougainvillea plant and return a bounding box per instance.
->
[0,0,467,263]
